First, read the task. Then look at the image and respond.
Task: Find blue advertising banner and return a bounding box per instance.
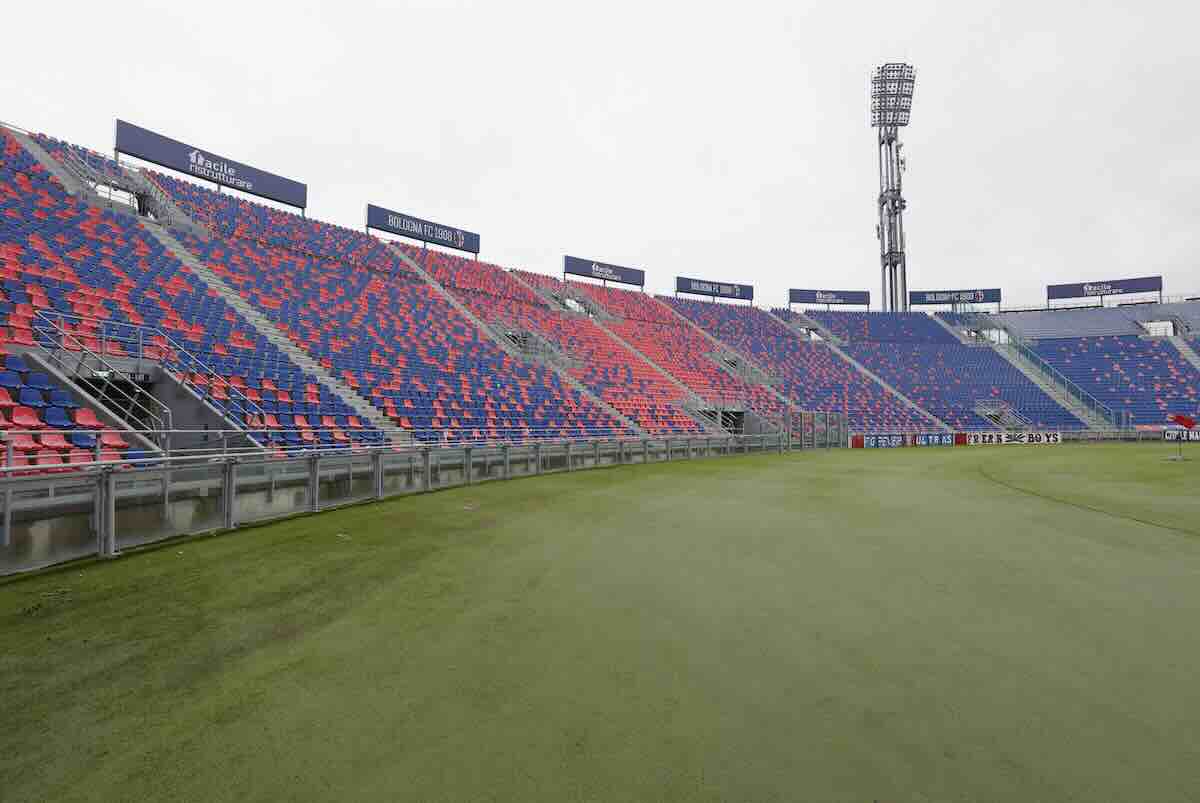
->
[1047,276,1162,301]
[365,204,480,254]
[563,255,644,287]
[114,120,307,209]
[789,288,870,306]
[863,434,905,448]
[676,277,753,301]
[909,288,1001,305]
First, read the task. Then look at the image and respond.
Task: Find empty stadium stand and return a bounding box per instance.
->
[664,299,932,431]
[1034,335,1200,426]
[807,310,960,344]
[142,177,630,443]
[1,128,380,450]
[988,301,1200,340]
[9,119,1200,452]
[396,246,705,434]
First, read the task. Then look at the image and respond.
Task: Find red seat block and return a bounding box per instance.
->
[74,408,103,429]
[38,431,70,451]
[99,431,129,449]
[12,407,44,430]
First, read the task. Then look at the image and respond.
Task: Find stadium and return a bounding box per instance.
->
[3,4,1199,801]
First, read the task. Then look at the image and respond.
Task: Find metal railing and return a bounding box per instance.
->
[0,427,843,577]
[1005,337,1117,426]
[974,399,1031,429]
[32,311,173,445]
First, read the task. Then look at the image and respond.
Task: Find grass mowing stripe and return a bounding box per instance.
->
[975,462,1200,539]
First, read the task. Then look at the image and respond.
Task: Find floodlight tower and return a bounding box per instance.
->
[871,63,915,312]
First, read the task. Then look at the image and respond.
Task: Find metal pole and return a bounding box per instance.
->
[1,485,10,548]
[103,470,117,557]
[224,460,237,529]
[309,454,320,512]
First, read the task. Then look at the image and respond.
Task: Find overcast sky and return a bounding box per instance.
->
[4,0,1196,309]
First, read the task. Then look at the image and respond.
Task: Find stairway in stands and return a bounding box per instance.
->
[655,297,797,416]
[12,128,394,446]
[769,309,951,431]
[148,224,399,438]
[386,244,646,436]
[1170,336,1200,375]
[988,342,1111,429]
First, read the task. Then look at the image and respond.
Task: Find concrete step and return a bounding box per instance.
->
[505,273,724,435]
[786,310,845,345]
[1170,336,1200,375]
[387,244,647,436]
[4,127,90,196]
[930,313,976,344]
[766,309,951,432]
[583,314,723,434]
[655,297,798,420]
[144,223,403,440]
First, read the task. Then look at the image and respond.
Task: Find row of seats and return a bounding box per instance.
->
[0,352,132,465]
[807,310,959,344]
[149,171,403,274]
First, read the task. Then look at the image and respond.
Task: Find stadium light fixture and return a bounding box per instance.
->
[870,63,915,128]
[871,63,915,312]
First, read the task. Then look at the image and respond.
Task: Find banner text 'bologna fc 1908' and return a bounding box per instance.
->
[676,277,753,301]
[908,288,1001,305]
[366,204,480,254]
[563,256,644,287]
[114,120,308,209]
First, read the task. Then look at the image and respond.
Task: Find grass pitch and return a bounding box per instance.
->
[3,443,1200,802]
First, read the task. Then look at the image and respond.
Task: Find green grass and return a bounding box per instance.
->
[3,443,1200,802]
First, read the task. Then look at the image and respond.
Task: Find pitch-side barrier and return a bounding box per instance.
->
[0,421,848,578]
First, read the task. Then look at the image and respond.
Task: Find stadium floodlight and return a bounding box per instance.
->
[870,63,915,128]
[871,63,915,312]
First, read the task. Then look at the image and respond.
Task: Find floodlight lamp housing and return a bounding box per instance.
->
[871,63,915,127]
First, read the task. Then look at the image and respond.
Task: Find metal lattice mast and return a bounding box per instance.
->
[871,63,915,312]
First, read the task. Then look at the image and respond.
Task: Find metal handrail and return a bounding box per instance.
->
[32,311,173,437]
[0,426,832,478]
[1007,337,1116,425]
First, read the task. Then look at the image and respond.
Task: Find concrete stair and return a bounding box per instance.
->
[786,309,845,345]
[654,297,801,421]
[504,271,723,433]
[144,223,403,440]
[930,312,978,344]
[585,314,724,434]
[767,309,952,432]
[386,244,647,436]
[1170,336,1200,375]
[6,127,91,197]
[990,343,1111,430]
